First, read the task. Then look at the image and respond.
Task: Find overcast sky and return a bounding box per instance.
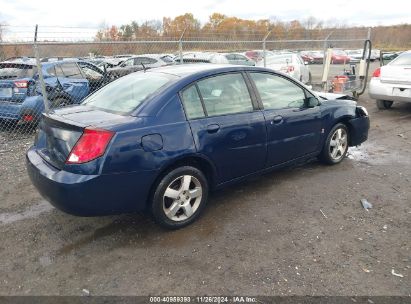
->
[1,0,409,29]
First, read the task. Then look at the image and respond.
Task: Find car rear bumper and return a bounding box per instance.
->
[369,78,411,103]
[26,147,158,216]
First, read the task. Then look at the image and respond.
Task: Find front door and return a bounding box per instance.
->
[248,72,322,167]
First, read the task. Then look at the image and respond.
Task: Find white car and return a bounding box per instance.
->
[257,53,311,84]
[176,52,229,64]
[369,50,411,109]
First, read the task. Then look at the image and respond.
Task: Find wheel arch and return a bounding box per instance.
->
[334,115,356,146]
[146,154,217,209]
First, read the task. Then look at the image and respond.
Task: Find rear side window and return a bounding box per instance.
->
[390,53,411,65]
[82,72,174,114]
[250,73,305,110]
[181,85,205,119]
[197,73,253,116]
[61,63,83,79]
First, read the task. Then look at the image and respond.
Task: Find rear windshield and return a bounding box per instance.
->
[160,55,174,63]
[267,55,292,64]
[390,53,411,66]
[82,72,175,114]
[0,64,36,79]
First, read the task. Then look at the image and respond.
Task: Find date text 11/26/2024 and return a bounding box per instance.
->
[149,296,257,303]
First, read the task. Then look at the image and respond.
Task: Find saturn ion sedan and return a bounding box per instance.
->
[27,64,370,229]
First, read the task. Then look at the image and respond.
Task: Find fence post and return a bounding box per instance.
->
[322,31,333,91]
[262,30,272,68]
[33,25,49,113]
[178,27,187,65]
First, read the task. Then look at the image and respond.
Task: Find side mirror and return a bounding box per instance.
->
[306,96,319,108]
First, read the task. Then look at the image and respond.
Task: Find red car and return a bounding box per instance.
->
[332,50,350,64]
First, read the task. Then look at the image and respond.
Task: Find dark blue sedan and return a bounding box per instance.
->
[26,64,370,229]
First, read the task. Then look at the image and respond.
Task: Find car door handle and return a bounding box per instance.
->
[271,115,283,124]
[207,124,220,134]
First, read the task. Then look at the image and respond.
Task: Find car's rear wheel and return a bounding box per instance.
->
[376,100,393,110]
[320,123,349,165]
[151,166,208,229]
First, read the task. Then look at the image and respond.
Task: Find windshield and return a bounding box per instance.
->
[0,64,36,79]
[82,72,175,114]
[389,52,411,65]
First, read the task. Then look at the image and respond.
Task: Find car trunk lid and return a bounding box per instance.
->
[380,65,411,86]
[35,105,127,169]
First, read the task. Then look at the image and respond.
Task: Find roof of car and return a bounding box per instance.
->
[147,63,270,78]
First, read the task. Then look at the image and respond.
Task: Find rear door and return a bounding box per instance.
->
[248,72,321,167]
[180,72,267,183]
[55,62,89,103]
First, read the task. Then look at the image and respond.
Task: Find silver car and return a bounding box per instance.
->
[223,53,255,66]
[369,50,411,109]
[257,53,311,84]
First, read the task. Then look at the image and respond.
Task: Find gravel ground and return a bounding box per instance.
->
[0,92,410,296]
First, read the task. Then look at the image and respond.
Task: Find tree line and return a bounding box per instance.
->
[95,13,411,49]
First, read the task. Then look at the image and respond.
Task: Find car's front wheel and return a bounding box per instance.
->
[151,166,209,229]
[320,123,349,165]
[376,100,393,109]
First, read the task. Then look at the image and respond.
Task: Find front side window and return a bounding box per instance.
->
[196,73,253,116]
[82,72,174,114]
[250,73,306,110]
[181,85,205,120]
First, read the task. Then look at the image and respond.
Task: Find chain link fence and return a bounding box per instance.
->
[0,25,371,140]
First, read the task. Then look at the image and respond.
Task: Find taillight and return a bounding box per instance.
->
[14,80,28,88]
[281,66,295,73]
[22,114,34,122]
[66,128,114,164]
[372,67,381,78]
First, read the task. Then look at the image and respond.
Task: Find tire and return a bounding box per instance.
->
[51,97,70,109]
[376,100,393,110]
[151,166,209,229]
[319,123,349,165]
